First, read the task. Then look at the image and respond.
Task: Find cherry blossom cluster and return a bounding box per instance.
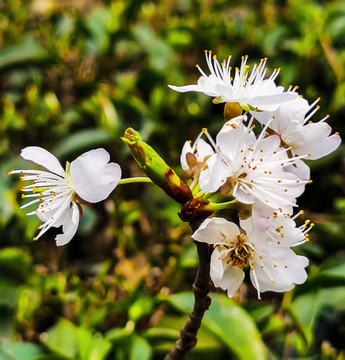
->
[8,50,341,300]
[170,50,341,299]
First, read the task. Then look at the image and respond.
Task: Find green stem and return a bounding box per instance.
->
[118,177,152,185]
[205,199,238,212]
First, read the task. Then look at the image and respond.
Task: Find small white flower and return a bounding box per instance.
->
[199,118,308,209]
[180,137,214,171]
[168,51,297,111]
[192,216,309,299]
[252,97,341,179]
[9,146,121,246]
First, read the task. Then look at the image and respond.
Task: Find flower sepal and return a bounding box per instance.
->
[178,197,214,223]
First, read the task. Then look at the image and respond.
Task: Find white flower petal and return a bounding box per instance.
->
[285,160,310,181]
[251,247,308,293]
[210,251,245,298]
[195,138,214,162]
[20,146,65,177]
[180,141,193,170]
[55,202,80,246]
[70,148,121,203]
[192,217,240,245]
[253,97,309,128]
[234,93,298,111]
[294,123,341,159]
[199,154,230,193]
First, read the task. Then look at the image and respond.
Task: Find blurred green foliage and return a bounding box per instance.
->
[1,0,345,359]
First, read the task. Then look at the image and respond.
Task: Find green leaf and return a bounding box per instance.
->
[0,37,51,70]
[0,248,31,281]
[129,335,152,360]
[40,318,78,359]
[142,327,180,343]
[53,129,113,158]
[76,327,112,360]
[292,287,345,328]
[0,276,18,307]
[132,24,173,73]
[128,296,154,323]
[167,292,268,360]
[0,342,44,360]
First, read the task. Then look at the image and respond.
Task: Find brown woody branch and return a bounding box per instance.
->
[165,220,212,360]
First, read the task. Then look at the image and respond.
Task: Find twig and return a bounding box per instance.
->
[165,221,212,360]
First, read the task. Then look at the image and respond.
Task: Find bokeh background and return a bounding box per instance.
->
[1,0,345,359]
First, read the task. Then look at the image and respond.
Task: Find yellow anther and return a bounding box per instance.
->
[305,219,310,224]
[213,55,217,60]
[310,223,315,227]
[308,179,313,184]
[21,194,25,199]
[8,171,12,176]
[300,210,304,215]
[202,127,208,133]
[33,237,37,241]
[335,131,339,135]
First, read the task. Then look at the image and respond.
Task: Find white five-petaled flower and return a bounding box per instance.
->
[251,96,342,179]
[9,146,121,246]
[180,137,214,172]
[198,117,308,209]
[192,216,309,299]
[168,50,298,111]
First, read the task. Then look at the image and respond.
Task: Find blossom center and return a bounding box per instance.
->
[226,234,252,269]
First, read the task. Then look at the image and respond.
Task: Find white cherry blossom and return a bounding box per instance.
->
[192,216,309,299]
[9,146,121,246]
[168,51,297,111]
[199,118,308,209]
[180,137,214,171]
[252,97,341,179]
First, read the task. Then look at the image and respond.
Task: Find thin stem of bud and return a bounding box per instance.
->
[118,177,152,185]
[205,199,238,211]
